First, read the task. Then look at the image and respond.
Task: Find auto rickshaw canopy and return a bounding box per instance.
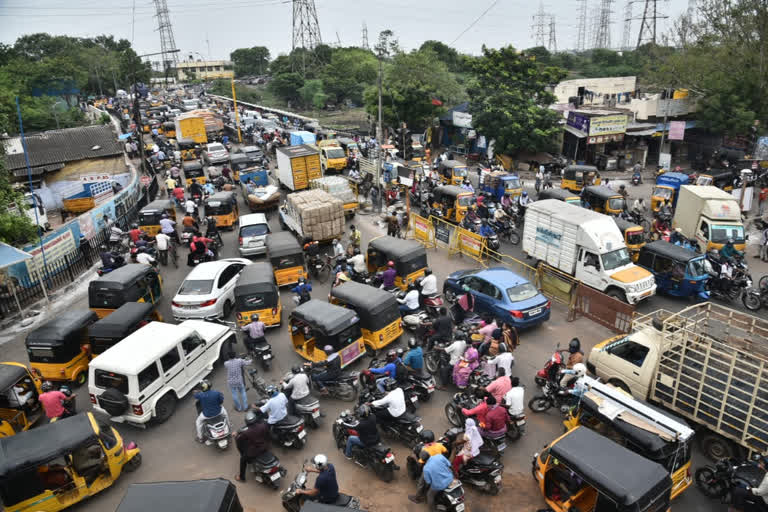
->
[266,232,302,260]
[330,281,400,331]
[291,300,359,336]
[183,161,204,172]
[88,264,159,309]
[538,188,581,203]
[205,192,236,213]
[0,364,28,393]
[0,413,97,477]
[88,302,155,341]
[584,185,622,201]
[367,236,427,276]
[642,240,701,262]
[116,478,241,512]
[433,185,469,201]
[439,160,468,173]
[549,426,672,509]
[234,262,279,309]
[25,310,98,349]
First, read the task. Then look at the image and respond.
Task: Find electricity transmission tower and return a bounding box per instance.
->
[292,0,322,51]
[531,1,548,48]
[548,16,558,52]
[635,0,667,48]
[361,22,369,50]
[621,0,633,50]
[575,0,588,51]
[152,0,179,79]
[593,0,615,49]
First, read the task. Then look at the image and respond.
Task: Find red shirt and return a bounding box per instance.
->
[760,188,768,202]
[483,404,508,432]
[39,391,67,418]
[128,229,142,243]
[172,187,185,201]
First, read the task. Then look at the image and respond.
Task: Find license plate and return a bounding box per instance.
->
[516,420,526,426]
[298,430,306,439]
[248,241,261,247]
[416,425,423,433]
[427,386,435,393]
[641,289,653,298]
[384,454,394,463]
[263,354,272,360]
[456,504,465,512]
[497,443,506,451]
[528,307,542,316]
[494,475,502,483]
[269,472,281,481]
[312,410,320,418]
[410,395,418,403]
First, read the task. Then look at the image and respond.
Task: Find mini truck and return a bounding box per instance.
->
[588,302,768,462]
[276,145,323,191]
[651,172,689,212]
[671,185,745,252]
[523,199,656,304]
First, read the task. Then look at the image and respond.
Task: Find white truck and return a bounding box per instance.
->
[671,185,745,252]
[588,302,768,461]
[523,199,656,303]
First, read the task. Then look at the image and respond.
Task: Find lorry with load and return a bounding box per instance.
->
[523,199,657,304]
[239,170,279,212]
[174,115,207,145]
[278,189,345,242]
[588,302,768,461]
[275,145,323,191]
[310,176,358,218]
[671,185,745,252]
[651,172,689,212]
[289,131,316,146]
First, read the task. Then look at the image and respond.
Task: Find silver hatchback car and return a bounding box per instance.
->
[238,213,270,257]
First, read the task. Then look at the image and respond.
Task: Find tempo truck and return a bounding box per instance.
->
[671,185,745,252]
[523,199,656,304]
[588,302,768,462]
[275,145,323,191]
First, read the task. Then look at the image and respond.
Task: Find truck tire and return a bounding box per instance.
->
[606,289,627,303]
[700,433,737,461]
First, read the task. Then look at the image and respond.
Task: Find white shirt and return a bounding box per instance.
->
[504,386,525,416]
[185,200,196,214]
[260,393,288,424]
[159,218,176,234]
[333,242,345,258]
[155,233,171,251]
[284,373,310,400]
[488,352,514,378]
[399,290,420,310]
[136,252,156,265]
[371,387,406,417]
[420,274,437,296]
[347,254,366,273]
[445,339,467,366]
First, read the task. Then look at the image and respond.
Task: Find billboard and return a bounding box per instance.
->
[588,114,628,136]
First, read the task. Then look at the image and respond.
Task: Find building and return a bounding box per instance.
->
[563,108,632,169]
[554,77,637,107]
[176,60,234,81]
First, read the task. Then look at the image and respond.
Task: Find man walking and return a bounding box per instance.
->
[224,352,251,412]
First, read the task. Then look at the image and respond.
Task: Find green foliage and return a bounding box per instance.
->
[0,158,38,246]
[230,46,270,77]
[298,79,327,109]
[419,41,466,73]
[320,48,377,105]
[268,72,304,105]
[468,45,566,155]
[209,79,263,104]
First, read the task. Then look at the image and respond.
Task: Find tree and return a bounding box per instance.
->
[419,40,465,72]
[320,47,377,105]
[468,45,566,155]
[230,46,270,77]
[0,157,38,246]
[268,72,304,104]
[298,79,327,109]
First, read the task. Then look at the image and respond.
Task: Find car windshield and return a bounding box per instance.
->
[506,282,540,302]
[608,197,626,211]
[601,248,631,271]
[653,187,674,199]
[208,144,224,153]
[453,167,468,177]
[179,279,213,295]
[94,369,129,394]
[326,148,345,159]
[710,224,745,243]
[241,224,268,237]
[458,195,474,207]
[688,258,708,277]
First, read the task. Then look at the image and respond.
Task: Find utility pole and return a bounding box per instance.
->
[231,79,242,144]
[152,0,180,84]
[376,56,383,212]
[361,22,370,50]
[621,0,633,50]
[532,1,548,48]
[593,0,615,49]
[548,15,558,52]
[658,88,671,168]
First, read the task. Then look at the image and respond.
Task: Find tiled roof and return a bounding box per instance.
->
[2,125,123,171]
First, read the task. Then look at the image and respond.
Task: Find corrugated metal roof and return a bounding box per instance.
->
[2,125,123,171]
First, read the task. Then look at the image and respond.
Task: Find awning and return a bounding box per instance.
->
[626,128,658,137]
[0,243,31,270]
[12,163,64,177]
[564,125,587,138]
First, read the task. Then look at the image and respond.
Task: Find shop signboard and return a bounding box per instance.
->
[587,133,624,145]
[452,111,472,128]
[588,114,628,136]
[567,112,590,134]
[668,121,686,141]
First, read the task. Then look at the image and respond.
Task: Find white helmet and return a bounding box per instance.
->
[573,363,587,378]
[313,454,328,469]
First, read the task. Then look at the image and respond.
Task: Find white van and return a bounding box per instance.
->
[238,213,270,257]
[88,320,233,427]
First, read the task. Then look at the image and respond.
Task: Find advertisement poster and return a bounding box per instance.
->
[668,121,686,141]
[589,114,628,136]
[24,230,75,277]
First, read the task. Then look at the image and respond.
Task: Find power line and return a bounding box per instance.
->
[621,0,633,50]
[531,1,548,48]
[548,15,558,52]
[450,0,500,46]
[153,0,179,80]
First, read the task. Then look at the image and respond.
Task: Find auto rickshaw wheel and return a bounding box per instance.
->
[73,371,87,387]
[124,453,142,472]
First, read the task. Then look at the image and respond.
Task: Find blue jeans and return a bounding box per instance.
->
[376,377,389,393]
[345,435,364,457]
[399,304,417,316]
[229,383,248,411]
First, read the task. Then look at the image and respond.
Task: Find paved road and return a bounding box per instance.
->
[1,161,731,512]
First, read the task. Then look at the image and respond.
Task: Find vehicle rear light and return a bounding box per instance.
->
[238,237,243,246]
[89,393,96,404]
[510,310,523,319]
[132,404,144,415]
[349,429,359,436]
[33,368,41,377]
[236,312,242,320]
[200,298,217,307]
[294,424,304,433]
[545,301,551,309]
[272,307,278,315]
[172,301,181,307]
[379,334,384,341]
[269,466,280,474]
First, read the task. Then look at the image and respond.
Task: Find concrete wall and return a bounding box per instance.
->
[554,76,637,104]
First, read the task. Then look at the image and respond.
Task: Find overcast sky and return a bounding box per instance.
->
[1,0,691,63]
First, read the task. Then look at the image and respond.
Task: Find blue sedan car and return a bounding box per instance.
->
[443,267,551,329]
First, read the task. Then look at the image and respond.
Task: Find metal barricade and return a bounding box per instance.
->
[451,226,486,263]
[537,263,579,306]
[429,216,457,250]
[407,213,436,248]
[570,282,635,333]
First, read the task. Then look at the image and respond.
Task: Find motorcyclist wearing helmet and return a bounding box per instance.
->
[403,338,424,373]
[159,213,177,239]
[258,385,288,425]
[291,277,312,305]
[561,363,589,397]
[370,377,406,421]
[380,260,397,291]
[99,244,123,269]
[397,282,420,317]
[368,349,400,393]
[461,178,474,192]
[296,454,339,504]
[408,449,454,506]
[346,247,366,276]
[408,430,449,504]
[194,380,228,443]
[39,381,75,420]
[518,190,530,207]
[189,178,203,199]
[566,337,584,368]
[128,223,142,244]
[283,365,311,414]
[311,345,341,393]
[478,219,495,238]
[344,404,380,459]
[241,314,266,354]
[735,455,768,508]
[235,410,270,482]
[181,211,199,230]
[719,238,742,262]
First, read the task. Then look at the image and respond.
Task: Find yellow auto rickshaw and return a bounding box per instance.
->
[582,185,626,215]
[561,165,601,193]
[234,262,282,328]
[438,160,469,185]
[265,232,305,287]
[337,137,360,158]
[696,168,735,192]
[538,188,582,206]
[204,191,239,229]
[0,412,141,512]
[532,426,673,512]
[88,264,163,319]
[329,281,403,352]
[161,121,176,138]
[117,479,243,512]
[0,363,42,438]
[562,376,694,499]
[25,310,99,385]
[183,160,206,187]
[430,185,474,223]
[89,302,160,356]
[290,299,366,367]
[229,153,249,181]
[613,217,646,262]
[366,236,428,290]
[138,199,176,237]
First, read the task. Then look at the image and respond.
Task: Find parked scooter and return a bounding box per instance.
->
[332,408,398,482]
[281,461,362,512]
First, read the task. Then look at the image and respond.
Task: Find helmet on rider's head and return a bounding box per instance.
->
[424,268,432,276]
[313,454,328,470]
[298,277,306,284]
[265,385,279,398]
[522,191,528,197]
[357,404,371,418]
[131,223,138,229]
[396,348,404,358]
[408,338,418,348]
[573,363,587,378]
[323,345,334,355]
[382,377,397,392]
[386,349,397,362]
[292,365,302,375]
[251,314,259,322]
[41,381,53,392]
[161,213,168,219]
[245,410,262,426]
[353,248,360,255]
[420,430,435,444]
[199,379,211,392]
[387,260,394,268]
[568,337,581,354]
[332,239,338,245]
[350,225,356,231]
[100,244,108,251]
[727,238,734,244]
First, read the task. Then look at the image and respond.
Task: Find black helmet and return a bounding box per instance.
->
[357,404,371,418]
[408,338,418,348]
[382,377,397,391]
[251,314,260,322]
[568,337,581,354]
[292,365,302,375]
[41,381,53,392]
[419,429,435,443]
[131,223,138,229]
[424,268,432,276]
[353,248,361,255]
[245,410,260,425]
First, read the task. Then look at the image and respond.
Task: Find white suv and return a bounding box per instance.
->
[88,320,233,426]
[172,258,250,321]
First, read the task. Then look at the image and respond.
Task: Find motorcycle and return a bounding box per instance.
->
[406,368,436,403]
[181,226,196,247]
[489,218,520,245]
[360,365,420,413]
[253,400,307,449]
[428,428,504,495]
[281,462,362,512]
[631,172,642,186]
[238,441,286,489]
[707,254,752,302]
[130,243,157,263]
[96,253,126,276]
[360,389,425,449]
[281,371,322,429]
[528,379,579,415]
[195,400,231,450]
[422,294,444,319]
[695,456,766,509]
[743,276,768,311]
[332,409,398,482]
[244,335,274,371]
[535,345,568,388]
[304,363,359,402]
